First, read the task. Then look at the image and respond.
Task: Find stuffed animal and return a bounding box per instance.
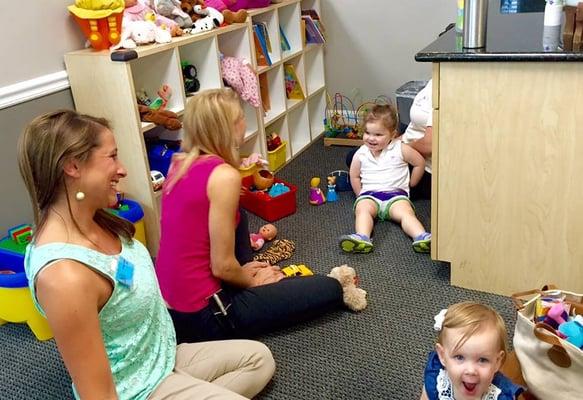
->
[151,0,193,27]
[138,104,182,130]
[328,265,367,312]
[123,0,183,36]
[205,0,248,23]
[221,56,260,107]
[190,15,215,33]
[250,223,277,251]
[112,20,172,49]
[227,0,270,12]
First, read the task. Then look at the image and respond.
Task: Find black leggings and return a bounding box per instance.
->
[169,208,344,343]
[169,275,343,343]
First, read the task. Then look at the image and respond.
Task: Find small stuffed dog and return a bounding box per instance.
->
[328,265,367,312]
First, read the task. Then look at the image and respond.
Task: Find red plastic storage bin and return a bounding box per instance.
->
[240,176,297,222]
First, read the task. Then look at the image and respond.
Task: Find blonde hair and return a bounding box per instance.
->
[17,110,134,241]
[437,302,508,364]
[166,88,244,191]
[364,104,399,139]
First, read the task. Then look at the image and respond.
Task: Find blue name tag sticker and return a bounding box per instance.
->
[115,256,135,288]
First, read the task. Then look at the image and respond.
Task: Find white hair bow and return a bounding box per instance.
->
[433,309,448,331]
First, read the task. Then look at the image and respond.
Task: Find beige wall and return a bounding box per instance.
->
[322,0,454,102]
[0,91,75,233]
[0,0,84,87]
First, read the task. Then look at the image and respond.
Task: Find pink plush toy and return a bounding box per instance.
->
[544,302,569,330]
[228,0,270,12]
[221,56,260,108]
[250,223,277,251]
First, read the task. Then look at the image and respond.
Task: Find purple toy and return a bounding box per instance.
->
[544,302,569,329]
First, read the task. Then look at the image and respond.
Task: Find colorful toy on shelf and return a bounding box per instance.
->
[182,61,201,95]
[309,177,326,205]
[151,0,193,28]
[326,175,338,202]
[268,182,290,198]
[150,170,165,191]
[112,19,172,50]
[122,0,183,37]
[149,84,173,111]
[8,224,33,245]
[250,223,277,251]
[68,0,125,50]
[138,104,182,130]
[266,132,282,151]
[281,264,313,277]
[0,227,53,340]
[253,169,275,191]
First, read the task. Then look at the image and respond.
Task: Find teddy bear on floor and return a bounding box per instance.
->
[138,104,182,130]
[250,223,277,251]
[328,265,367,312]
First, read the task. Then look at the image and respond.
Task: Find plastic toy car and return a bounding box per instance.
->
[281,264,314,277]
[150,170,165,192]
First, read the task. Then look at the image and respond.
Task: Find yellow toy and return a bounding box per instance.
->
[281,264,314,277]
[0,286,53,341]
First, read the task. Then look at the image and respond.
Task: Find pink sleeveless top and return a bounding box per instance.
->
[156,155,225,312]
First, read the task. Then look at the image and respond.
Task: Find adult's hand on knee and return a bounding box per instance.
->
[250,267,284,287]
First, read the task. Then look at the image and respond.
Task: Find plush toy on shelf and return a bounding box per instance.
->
[205,0,248,24]
[181,61,200,95]
[122,0,183,37]
[138,105,182,130]
[309,177,326,205]
[250,223,277,251]
[151,0,193,28]
[328,264,367,312]
[68,0,125,50]
[111,20,172,49]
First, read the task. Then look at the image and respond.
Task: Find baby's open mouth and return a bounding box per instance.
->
[462,382,477,393]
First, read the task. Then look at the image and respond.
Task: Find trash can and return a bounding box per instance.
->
[395,80,429,133]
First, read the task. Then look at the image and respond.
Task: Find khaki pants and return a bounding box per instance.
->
[149,340,275,399]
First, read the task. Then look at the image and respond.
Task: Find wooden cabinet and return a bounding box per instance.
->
[65,0,328,255]
[431,62,583,296]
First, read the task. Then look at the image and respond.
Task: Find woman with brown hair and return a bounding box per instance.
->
[18,109,275,399]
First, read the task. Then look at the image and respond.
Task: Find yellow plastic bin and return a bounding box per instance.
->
[239,159,259,178]
[109,199,146,245]
[267,141,287,171]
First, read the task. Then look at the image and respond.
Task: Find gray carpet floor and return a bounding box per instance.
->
[0,137,515,399]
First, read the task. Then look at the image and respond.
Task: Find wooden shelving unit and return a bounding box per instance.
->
[65,0,327,255]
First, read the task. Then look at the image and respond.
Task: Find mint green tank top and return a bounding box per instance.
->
[25,239,176,400]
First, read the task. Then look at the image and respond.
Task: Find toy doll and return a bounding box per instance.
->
[250,223,277,251]
[326,175,338,202]
[309,177,326,205]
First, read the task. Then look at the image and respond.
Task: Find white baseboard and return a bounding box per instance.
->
[0,71,70,110]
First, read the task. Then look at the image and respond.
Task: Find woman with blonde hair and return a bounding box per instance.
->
[18,109,275,399]
[156,88,344,343]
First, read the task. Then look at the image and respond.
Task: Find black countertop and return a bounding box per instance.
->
[416,1,583,62]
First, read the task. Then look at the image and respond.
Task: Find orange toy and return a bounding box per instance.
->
[68,0,125,50]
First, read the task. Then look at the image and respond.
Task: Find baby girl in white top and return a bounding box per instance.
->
[339,104,431,254]
[421,302,524,400]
